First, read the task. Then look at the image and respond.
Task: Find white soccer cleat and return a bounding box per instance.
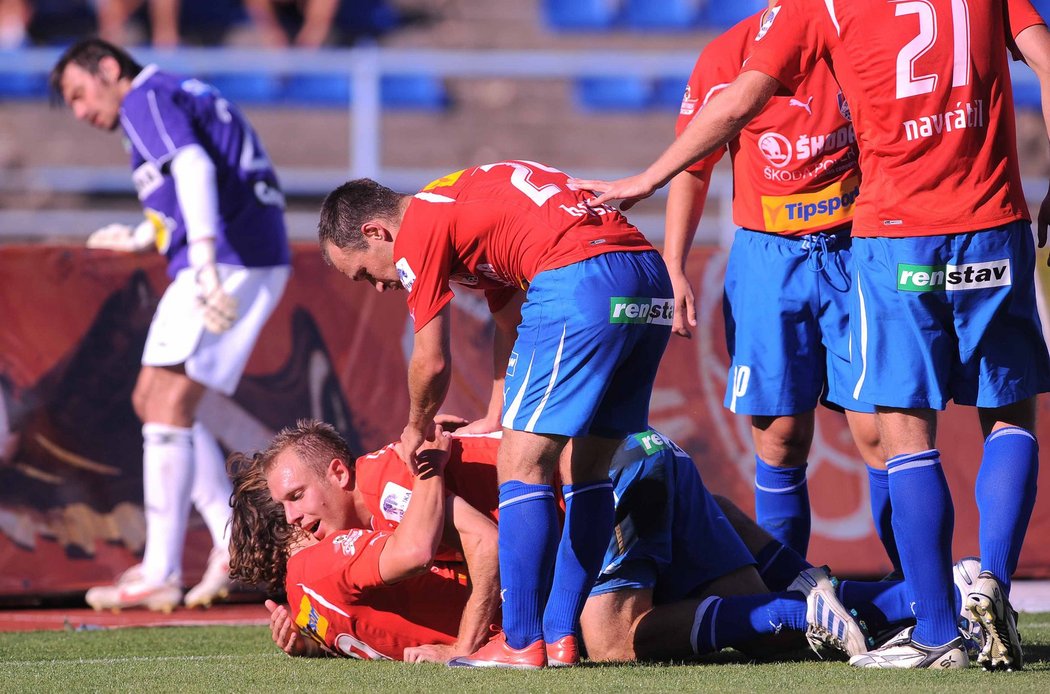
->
[849,625,968,669]
[952,556,984,658]
[85,564,182,614]
[788,566,870,659]
[184,547,232,609]
[965,570,1024,671]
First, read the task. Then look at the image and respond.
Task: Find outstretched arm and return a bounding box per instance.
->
[569,71,779,211]
[397,305,453,472]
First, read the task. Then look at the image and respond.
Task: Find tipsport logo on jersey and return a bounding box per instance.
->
[609,297,674,325]
[896,260,1011,292]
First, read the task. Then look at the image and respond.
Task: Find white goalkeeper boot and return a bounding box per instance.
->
[85,564,182,613]
[184,547,232,608]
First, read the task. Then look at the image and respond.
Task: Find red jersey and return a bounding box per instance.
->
[394,161,654,330]
[745,0,1042,237]
[679,9,859,236]
[285,529,469,660]
[355,434,501,562]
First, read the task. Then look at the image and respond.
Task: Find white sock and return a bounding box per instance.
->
[191,422,233,552]
[141,423,194,584]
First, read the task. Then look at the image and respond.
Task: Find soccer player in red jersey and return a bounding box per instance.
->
[229,427,467,661]
[662,2,892,567]
[239,419,500,662]
[317,162,673,667]
[571,0,1050,670]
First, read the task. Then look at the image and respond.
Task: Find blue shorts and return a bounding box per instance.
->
[501,250,672,437]
[723,227,873,415]
[590,431,756,604]
[850,221,1050,409]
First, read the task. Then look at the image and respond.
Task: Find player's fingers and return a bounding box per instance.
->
[565,177,606,193]
[264,599,280,614]
[403,647,420,663]
[685,292,697,328]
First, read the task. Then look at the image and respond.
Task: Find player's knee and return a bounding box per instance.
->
[753,416,813,466]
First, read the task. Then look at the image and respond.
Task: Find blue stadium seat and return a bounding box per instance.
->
[380,74,448,111]
[653,75,691,110]
[283,73,352,107]
[206,73,283,104]
[622,0,703,31]
[0,72,48,100]
[543,0,621,32]
[575,76,653,111]
[700,0,767,29]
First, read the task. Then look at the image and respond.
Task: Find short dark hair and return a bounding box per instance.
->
[259,418,355,478]
[49,38,143,103]
[317,179,405,263]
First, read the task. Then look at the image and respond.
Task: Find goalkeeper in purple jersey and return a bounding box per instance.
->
[50,38,291,612]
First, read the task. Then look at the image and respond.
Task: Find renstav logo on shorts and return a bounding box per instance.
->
[609,297,674,325]
[896,260,1011,292]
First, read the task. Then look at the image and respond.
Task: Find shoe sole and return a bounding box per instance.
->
[966,593,1023,671]
[447,660,544,670]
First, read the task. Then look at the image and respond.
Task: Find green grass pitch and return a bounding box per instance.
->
[1,614,1048,693]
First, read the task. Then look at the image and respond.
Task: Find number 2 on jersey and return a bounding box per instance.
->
[479,160,563,206]
[894,0,970,99]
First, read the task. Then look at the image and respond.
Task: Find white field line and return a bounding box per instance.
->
[0,653,285,667]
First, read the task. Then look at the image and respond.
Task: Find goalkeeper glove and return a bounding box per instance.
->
[195,263,238,334]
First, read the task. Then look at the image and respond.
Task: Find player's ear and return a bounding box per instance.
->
[328,457,354,490]
[361,220,392,242]
[98,55,121,83]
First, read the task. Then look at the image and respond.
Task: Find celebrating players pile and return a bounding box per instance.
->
[53,0,1050,673]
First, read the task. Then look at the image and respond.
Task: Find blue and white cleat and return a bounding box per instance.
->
[952,556,984,659]
[966,570,1024,671]
[789,566,870,659]
[849,626,969,669]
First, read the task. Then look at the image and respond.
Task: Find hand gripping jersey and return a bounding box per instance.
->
[679,9,860,236]
[354,435,501,563]
[744,0,1043,237]
[393,160,655,330]
[285,529,469,660]
[119,65,290,277]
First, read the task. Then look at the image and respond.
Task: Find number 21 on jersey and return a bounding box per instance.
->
[894,0,971,98]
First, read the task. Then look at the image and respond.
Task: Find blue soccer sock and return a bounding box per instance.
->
[866,465,902,575]
[543,479,615,642]
[498,481,559,649]
[839,579,913,636]
[887,449,957,646]
[976,427,1039,593]
[754,539,812,591]
[690,593,807,655]
[754,456,811,557]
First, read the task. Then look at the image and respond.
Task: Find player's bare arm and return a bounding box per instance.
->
[569,71,779,211]
[379,428,450,583]
[1014,23,1050,260]
[662,168,713,338]
[404,493,499,663]
[468,291,523,434]
[397,305,453,473]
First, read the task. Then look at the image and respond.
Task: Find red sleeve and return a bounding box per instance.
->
[395,199,456,332]
[677,46,730,174]
[331,529,392,590]
[744,0,830,95]
[1006,0,1047,59]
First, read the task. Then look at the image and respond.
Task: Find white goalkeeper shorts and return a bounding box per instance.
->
[141,263,290,395]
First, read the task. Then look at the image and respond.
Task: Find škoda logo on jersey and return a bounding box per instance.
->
[609,297,674,325]
[896,260,1011,292]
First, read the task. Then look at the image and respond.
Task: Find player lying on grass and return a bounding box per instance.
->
[229,419,500,662]
[231,420,983,664]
